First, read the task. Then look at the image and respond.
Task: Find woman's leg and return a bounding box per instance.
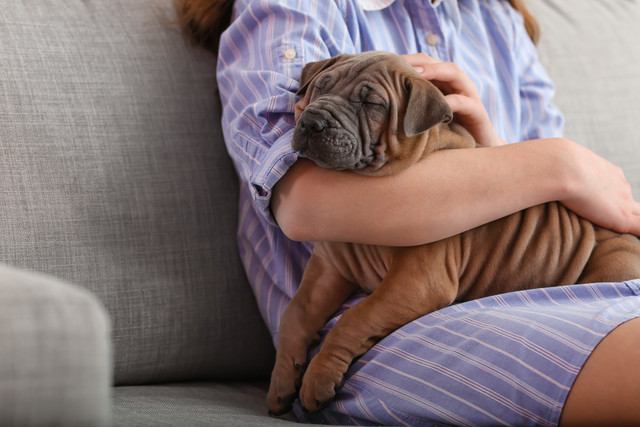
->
[560,317,640,426]
[292,281,640,426]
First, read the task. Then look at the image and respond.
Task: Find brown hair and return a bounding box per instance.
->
[507,0,540,44]
[174,0,233,52]
[175,0,540,53]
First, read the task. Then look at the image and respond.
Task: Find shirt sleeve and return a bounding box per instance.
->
[216,0,356,226]
[506,4,565,140]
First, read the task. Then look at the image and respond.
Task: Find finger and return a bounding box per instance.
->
[403,53,441,74]
[422,63,478,97]
[629,219,640,237]
[402,52,441,66]
[444,93,482,116]
[444,94,499,147]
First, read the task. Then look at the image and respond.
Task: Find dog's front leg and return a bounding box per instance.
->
[267,251,356,415]
[299,244,459,412]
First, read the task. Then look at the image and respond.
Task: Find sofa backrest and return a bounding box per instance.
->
[531,0,640,196]
[0,0,273,385]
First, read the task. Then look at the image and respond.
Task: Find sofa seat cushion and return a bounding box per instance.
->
[113,382,331,427]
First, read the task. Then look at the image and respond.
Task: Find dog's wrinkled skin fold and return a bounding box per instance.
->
[292,53,465,176]
[266,52,640,414]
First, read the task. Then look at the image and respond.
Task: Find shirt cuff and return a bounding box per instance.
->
[249,127,299,227]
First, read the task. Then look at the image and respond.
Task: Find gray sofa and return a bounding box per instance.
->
[1,1,638,425]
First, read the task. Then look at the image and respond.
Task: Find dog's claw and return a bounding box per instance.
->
[267,351,308,414]
[277,392,296,405]
[268,392,295,416]
[299,354,344,412]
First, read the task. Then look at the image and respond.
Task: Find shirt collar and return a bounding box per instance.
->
[357,0,450,12]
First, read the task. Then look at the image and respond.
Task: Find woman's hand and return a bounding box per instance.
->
[401,53,506,147]
[400,54,640,236]
[560,140,640,236]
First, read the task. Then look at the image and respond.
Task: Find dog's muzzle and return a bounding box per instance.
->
[293,107,360,170]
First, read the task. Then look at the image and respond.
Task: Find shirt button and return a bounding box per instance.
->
[425,33,440,46]
[283,48,297,60]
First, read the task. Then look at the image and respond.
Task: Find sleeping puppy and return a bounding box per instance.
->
[267,52,640,414]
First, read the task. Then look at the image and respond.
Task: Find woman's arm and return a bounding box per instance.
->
[273,138,640,245]
[272,31,640,247]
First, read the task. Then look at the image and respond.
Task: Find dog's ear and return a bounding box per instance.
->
[403,77,453,137]
[296,55,351,97]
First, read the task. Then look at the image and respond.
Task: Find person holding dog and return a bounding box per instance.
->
[178,0,640,425]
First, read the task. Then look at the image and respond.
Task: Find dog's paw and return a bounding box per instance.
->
[299,354,345,412]
[266,356,306,415]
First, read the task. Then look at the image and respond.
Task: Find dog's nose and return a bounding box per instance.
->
[300,113,327,134]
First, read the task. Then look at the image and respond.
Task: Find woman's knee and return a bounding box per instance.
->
[560,317,640,426]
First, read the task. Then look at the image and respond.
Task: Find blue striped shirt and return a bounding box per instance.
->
[211,1,636,425]
[217,0,563,345]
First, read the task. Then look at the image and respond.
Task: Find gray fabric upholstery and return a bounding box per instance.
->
[0,264,111,426]
[0,0,274,385]
[530,0,640,197]
[113,382,333,427]
[1,0,640,425]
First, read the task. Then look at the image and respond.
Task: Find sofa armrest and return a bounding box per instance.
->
[0,264,111,426]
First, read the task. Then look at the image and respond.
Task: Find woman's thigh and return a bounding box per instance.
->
[560,317,640,426]
[293,281,640,426]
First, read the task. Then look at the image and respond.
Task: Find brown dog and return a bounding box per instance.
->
[266,52,640,414]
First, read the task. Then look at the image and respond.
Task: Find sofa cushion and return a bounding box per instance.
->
[113,382,313,427]
[0,263,111,426]
[530,0,640,195]
[0,0,273,384]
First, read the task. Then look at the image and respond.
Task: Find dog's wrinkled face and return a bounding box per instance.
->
[293,52,453,175]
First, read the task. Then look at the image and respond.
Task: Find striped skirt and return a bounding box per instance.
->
[292,280,640,426]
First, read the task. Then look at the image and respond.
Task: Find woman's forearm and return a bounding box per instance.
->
[273,138,573,246]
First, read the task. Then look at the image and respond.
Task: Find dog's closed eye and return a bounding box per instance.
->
[358,86,387,107]
[363,93,387,107]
